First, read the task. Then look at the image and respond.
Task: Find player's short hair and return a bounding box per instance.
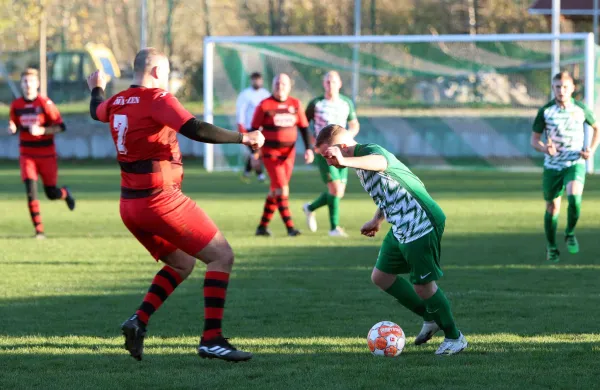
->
[316,124,347,147]
[323,70,341,81]
[250,72,262,79]
[553,70,573,82]
[20,68,39,79]
[133,47,166,74]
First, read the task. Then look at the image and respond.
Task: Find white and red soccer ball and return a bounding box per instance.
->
[367,321,405,357]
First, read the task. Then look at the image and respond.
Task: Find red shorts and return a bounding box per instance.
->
[263,154,295,190]
[120,189,219,260]
[20,155,58,186]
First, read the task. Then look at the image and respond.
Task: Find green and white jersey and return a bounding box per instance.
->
[354,144,446,243]
[306,94,357,136]
[533,99,596,170]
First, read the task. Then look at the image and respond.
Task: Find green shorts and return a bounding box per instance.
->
[543,164,586,201]
[375,224,444,285]
[315,153,348,184]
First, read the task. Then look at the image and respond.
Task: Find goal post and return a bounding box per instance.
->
[203,33,596,173]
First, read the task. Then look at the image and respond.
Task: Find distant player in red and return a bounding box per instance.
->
[251,73,314,237]
[8,68,75,239]
[87,48,264,362]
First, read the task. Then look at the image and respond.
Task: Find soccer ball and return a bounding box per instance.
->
[367,321,405,357]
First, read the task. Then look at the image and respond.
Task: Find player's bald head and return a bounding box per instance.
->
[323,70,342,96]
[273,73,291,87]
[272,73,292,100]
[323,71,341,82]
[133,47,168,75]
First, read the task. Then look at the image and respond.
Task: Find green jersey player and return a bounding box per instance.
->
[531,71,600,263]
[315,124,467,355]
[303,71,359,237]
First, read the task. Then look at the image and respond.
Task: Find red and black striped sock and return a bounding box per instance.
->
[135,265,183,325]
[277,195,294,229]
[28,200,44,234]
[202,271,230,340]
[260,196,277,227]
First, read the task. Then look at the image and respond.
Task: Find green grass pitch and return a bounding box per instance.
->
[0,161,599,389]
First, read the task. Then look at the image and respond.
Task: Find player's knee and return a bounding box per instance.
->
[371,268,394,290]
[414,281,437,300]
[175,262,195,279]
[217,245,235,269]
[546,202,559,215]
[328,182,345,198]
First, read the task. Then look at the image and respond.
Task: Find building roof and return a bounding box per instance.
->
[529,0,599,16]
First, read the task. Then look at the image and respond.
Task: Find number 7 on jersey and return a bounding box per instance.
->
[113,114,128,154]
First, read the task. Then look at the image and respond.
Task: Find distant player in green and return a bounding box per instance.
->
[531,71,600,263]
[303,71,360,237]
[316,124,467,355]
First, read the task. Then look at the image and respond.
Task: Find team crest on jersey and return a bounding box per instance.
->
[288,106,296,114]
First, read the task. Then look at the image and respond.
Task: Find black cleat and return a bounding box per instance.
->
[64,187,75,211]
[255,226,272,236]
[287,228,301,237]
[121,314,146,361]
[198,336,252,362]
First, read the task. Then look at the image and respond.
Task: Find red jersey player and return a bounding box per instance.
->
[8,68,75,239]
[251,73,314,237]
[87,48,264,362]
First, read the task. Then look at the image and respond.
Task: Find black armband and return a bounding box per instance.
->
[90,87,105,121]
[179,118,243,144]
[298,126,313,150]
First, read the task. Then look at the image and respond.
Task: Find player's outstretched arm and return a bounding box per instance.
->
[179,119,265,150]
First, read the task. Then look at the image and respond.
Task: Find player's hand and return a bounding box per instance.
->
[250,151,261,170]
[29,124,45,136]
[304,149,314,164]
[87,70,107,91]
[360,219,381,237]
[323,146,345,168]
[546,140,557,156]
[580,147,593,160]
[242,131,265,151]
[7,121,17,135]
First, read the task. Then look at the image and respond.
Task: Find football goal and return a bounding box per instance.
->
[202,33,597,173]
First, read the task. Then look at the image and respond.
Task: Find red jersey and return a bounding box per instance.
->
[10,96,63,157]
[251,96,309,159]
[95,86,194,198]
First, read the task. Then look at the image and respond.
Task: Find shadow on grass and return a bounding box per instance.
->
[1,161,599,198]
[0,235,599,340]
